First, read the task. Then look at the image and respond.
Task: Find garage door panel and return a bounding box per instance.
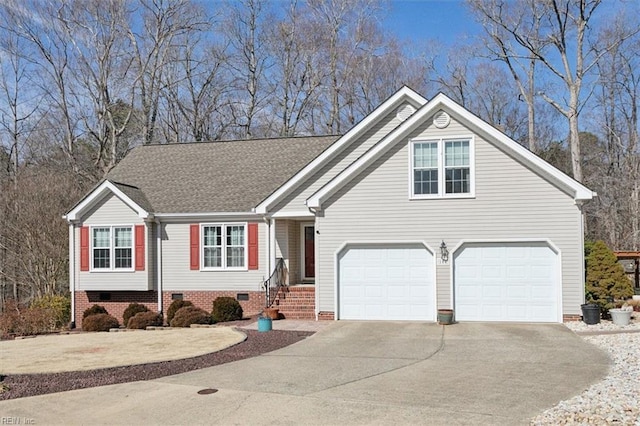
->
[454,243,559,322]
[339,245,434,321]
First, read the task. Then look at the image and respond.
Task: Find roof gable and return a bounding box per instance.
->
[307,93,595,209]
[65,180,151,222]
[255,86,428,214]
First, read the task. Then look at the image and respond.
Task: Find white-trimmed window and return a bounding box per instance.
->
[92,226,133,270]
[411,138,473,198]
[202,224,246,269]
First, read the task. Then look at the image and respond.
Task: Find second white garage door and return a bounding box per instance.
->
[338,244,434,320]
[454,242,560,322]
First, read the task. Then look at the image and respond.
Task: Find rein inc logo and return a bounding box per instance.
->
[1,418,35,425]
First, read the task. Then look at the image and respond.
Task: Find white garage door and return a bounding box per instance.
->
[338,245,434,320]
[454,242,559,322]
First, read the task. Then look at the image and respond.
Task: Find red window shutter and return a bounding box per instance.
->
[190,224,200,270]
[248,223,258,270]
[135,225,145,271]
[80,226,90,271]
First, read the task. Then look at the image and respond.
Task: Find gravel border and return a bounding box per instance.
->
[531,325,640,425]
[0,329,312,401]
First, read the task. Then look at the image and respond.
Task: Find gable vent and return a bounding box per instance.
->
[433,110,450,128]
[396,104,416,122]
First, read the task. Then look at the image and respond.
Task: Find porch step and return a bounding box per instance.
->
[272,286,315,320]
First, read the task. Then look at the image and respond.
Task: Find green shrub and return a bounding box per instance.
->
[586,240,633,311]
[83,304,108,319]
[82,313,119,332]
[166,300,194,324]
[170,306,212,327]
[122,303,149,326]
[31,295,71,329]
[127,311,163,329]
[211,297,243,322]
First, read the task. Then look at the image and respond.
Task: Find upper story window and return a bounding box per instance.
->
[92,226,133,270]
[202,224,246,269]
[411,138,474,199]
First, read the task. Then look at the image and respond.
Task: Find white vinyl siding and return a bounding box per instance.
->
[271,110,403,214]
[76,193,149,291]
[317,113,583,320]
[161,222,267,291]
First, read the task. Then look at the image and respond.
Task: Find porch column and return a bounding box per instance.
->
[269,218,276,274]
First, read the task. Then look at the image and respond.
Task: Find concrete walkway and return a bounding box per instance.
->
[0,327,245,374]
[0,322,610,425]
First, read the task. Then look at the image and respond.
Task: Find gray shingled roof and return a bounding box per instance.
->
[106,136,339,213]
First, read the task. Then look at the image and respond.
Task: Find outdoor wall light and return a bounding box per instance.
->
[440,241,449,262]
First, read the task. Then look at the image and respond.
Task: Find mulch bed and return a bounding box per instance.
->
[0,328,313,401]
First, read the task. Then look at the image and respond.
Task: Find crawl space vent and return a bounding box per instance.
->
[433,110,450,128]
[396,104,416,122]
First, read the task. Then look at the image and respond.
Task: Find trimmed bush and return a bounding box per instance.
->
[586,240,634,311]
[82,313,119,332]
[127,311,163,329]
[166,300,194,324]
[211,297,243,322]
[123,303,149,326]
[170,306,212,327]
[31,295,71,329]
[83,304,108,319]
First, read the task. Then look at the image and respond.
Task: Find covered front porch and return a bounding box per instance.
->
[266,218,317,319]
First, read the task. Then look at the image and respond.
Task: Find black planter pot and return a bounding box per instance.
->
[581,303,600,325]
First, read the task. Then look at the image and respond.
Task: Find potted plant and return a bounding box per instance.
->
[437,309,454,325]
[609,304,633,326]
[263,306,280,320]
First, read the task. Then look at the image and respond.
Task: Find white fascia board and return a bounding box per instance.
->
[254,86,427,214]
[307,98,440,208]
[308,93,595,208]
[65,180,150,222]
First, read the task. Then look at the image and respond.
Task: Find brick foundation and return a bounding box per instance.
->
[74,290,265,328]
[161,290,265,321]
[75,291,159,328]
[317,311,335,320]
[563,314,582,322]
[272,286,315,320]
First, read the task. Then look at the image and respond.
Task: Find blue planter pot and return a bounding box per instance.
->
[257,316,272,332]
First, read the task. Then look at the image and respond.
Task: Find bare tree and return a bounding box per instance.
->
[222,0,272,139]
[466,0,638,183]
[467,0,547,152]
[129,0,208,145]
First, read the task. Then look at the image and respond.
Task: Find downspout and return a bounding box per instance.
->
[68,223,76,328]
[155,219,163,315]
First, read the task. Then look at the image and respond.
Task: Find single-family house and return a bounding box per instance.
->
[65,86,595,326]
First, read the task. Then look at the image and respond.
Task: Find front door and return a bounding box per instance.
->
[302,224,315,280]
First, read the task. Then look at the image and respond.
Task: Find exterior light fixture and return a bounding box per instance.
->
[440,241,449,262]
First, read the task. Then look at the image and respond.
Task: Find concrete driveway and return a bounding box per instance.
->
[0,322,609,425]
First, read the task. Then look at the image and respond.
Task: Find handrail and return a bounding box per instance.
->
[264,258,287,308]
